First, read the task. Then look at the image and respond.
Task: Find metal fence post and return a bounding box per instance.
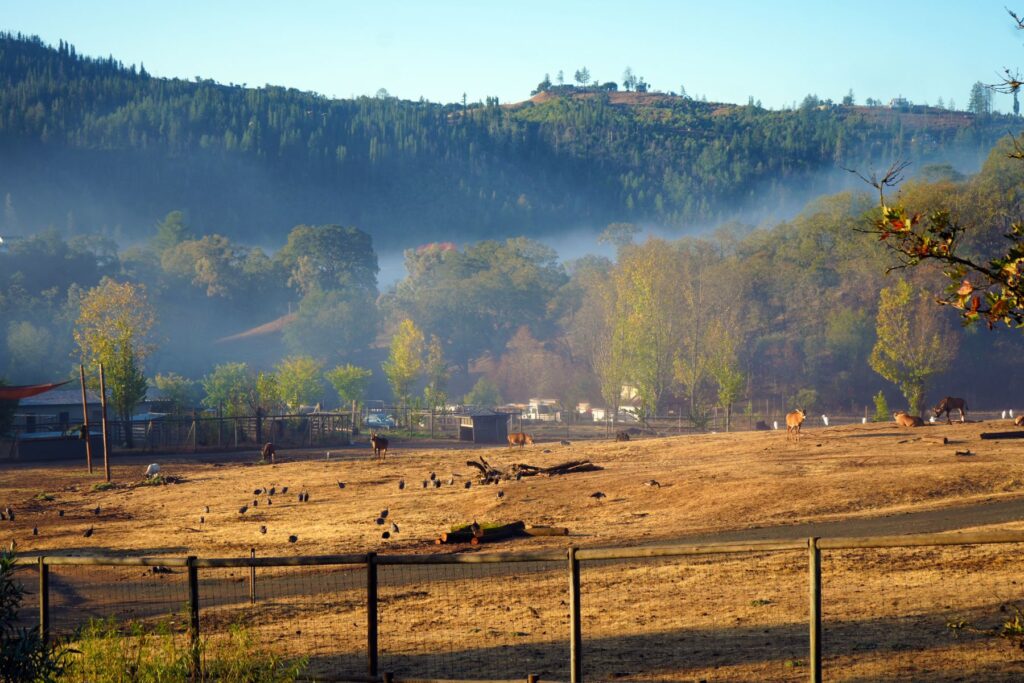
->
[809,537,822,683]
[249,548,256,604]
[367,552,379,679]
[37,557,49,644]
[187,556,200,679]
[568,546,582,683]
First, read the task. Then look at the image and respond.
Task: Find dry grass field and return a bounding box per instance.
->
[4,419,1024,681]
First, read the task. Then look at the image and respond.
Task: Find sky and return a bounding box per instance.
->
[3,1,1023,111]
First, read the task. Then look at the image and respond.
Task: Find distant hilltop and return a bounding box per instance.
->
[0,32,1014,245]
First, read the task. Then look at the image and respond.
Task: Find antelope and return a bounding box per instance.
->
[932,397,967,424]
[893,411,925,428]
[507,432,534,448]
[785,409,806,440]
[370,432,389,461]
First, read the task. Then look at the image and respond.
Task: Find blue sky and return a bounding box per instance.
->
[4,1,1023,111]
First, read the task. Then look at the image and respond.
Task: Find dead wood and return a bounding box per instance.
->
[524,525,569,536]
[438,520,527,544]
[980,431,1024,440]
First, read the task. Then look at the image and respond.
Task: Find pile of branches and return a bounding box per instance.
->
[465,456,602,483]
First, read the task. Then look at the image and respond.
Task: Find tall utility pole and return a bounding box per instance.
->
[79,364,92,473]
[98,363,111,482]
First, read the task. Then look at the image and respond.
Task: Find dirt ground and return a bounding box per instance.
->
[5,419,1024,681]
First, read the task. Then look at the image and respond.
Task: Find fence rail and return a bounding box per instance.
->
[14,529,1024,682]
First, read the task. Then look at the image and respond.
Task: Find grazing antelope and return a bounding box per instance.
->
[370,432,389,462]
[785,408,806,440]
[893,411,925,428]
[932,397,967,424]
[507,432,534,448]
[615,430,631,441]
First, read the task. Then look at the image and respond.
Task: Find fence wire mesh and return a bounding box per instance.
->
[10,563,38,630]
[377,560,568,681]
[198,563,367,681]
[579,550,807,681]
[822,543,1024,681]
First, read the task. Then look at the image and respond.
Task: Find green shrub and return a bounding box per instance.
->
[1,550,68,682]
[872,390,891,422]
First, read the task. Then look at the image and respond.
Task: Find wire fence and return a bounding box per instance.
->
[13,531,1024,682]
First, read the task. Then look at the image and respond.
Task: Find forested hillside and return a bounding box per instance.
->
[0,33,1016,244]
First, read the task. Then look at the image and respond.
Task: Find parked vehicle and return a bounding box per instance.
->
[364,413,397,429]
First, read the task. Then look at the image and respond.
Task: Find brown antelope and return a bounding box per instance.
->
[785,408,806,440]
[932,397,967,424]
[893,411,925,428]
[1015,415,1024,427]
[370,432,389,461]
[507,432,534,448]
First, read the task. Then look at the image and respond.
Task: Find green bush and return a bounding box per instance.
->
[1,550,68,682]
[872,390,891,422]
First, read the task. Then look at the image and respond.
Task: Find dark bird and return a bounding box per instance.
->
[32,526,38,536]
[590,491,607,500]
[288,534,298,543]
[497,490,505,499]
[297,493,304,503]
[464,480,472,489]
[429,472,436,480]
[266,498,272,506]
[422,480,428,489]
[252,499,258,507]
[204,506,210,514]
[434,479,441,488]
[514,472,522,481]
[391,522,399,533]
[239,505,249,514]
[398,480,405,490]
[253,488,263,496]
[92,506,100,515]
[83,526,94,538]
[643,480,662,488]
[268,487,276,496]
[382,531,391,539]
[0,511,5,521]
[380,509,389,519]
[58,510,65,517]
[304,492,310,502]
[259,525,267,534]
[281,486,288,494]
[200,516,205,524]
[470,520,483,538]
[375,517,385,525]
[337,481,346,489]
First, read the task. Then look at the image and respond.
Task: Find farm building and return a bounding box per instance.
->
[458,409,511,444]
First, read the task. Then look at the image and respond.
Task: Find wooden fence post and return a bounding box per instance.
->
[37,557,49,644]
[187,556,201,679]
[249,548,256,604]
[98,363,111,482]
[568,546,582,683]
[79,364,92,474]
[809,537,822,683]
[367,552,379,679]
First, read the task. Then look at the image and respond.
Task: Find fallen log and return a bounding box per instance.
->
[980,431,1024,440]
[438,521,526,544]
[524,525,569,537]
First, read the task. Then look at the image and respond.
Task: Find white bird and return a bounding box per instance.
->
[929,416,936,423]
[821,415,829,427]
[861,417,867,424]
[772,421,779,430]
[1002,410,1008,420]
[144,463,160,477]
[1011,409,1016,418]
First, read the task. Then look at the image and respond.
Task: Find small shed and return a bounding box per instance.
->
[459,409,510,444]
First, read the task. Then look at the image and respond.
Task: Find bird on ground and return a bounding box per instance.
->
[304,492,310,502]
[337,481,345,489]
[391,522,399,533]
[204,505,210,514]
[560,440,571,446]
[382,531,390,539]
[497,490,505,499]
[288,535,298,543]
[326,451,331,460]
[58,510,64,517]
[514,472,522,481]
[252,499,258,507]
[144,463,160,477]
[644,480,661,488]
[380,509,389,518]
[429,472,436,481]
[590,491,607,500]
[83,526,94,538]
[238,505,249,514]
[375,517,385,525]
[862,417,867,424]
[1003,410,1008,419]
[4,507,12,520]
[422,480,428,489]
[253,488,263,496]
[268,487,275,496]
[464,481,472,489]
[259,525,267,534]
[92,506,100,515]
[267,498,272,506]
[447,477,454,486]
[821,415,830,427]
[0,511,5,521]
[470,520,482,538]
[773,421,779,430]
[398,480,405,490]
[434,479,441,488]
[200,516,205,524]
[281,486,288,494]
[297,492,305,503]
[32,527,38,536]
[929,416,937,424]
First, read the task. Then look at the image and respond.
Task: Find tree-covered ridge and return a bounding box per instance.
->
[0,32,1015,242]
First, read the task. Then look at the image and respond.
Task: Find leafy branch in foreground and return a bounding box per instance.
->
[850,160,1024,329]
